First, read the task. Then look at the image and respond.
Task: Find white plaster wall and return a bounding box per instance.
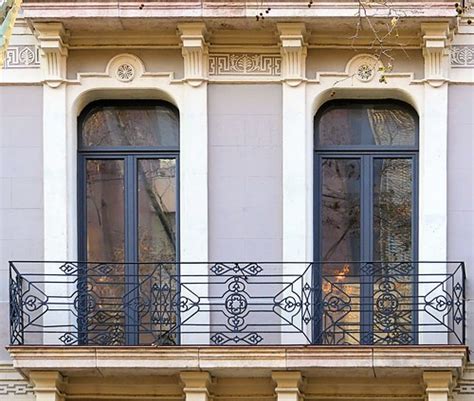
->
[208,84,283,262]
[306,49,425,80]
[447,84,474,350]
[0,86,43,360]
[67,49,184,80]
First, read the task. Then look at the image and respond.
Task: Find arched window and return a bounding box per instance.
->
[314,99,419,345]
[78,100,179,264]
[77,100,179,345]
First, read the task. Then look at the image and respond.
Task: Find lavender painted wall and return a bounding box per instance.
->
[0,86,43,360]
[208,84,282,262]
[447,84,474,348]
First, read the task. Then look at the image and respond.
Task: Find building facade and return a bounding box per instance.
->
[0,1,474,400]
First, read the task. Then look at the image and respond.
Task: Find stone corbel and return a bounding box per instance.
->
[277,23,307,87]
[180,371,211,401]
[29,371,66,401]
[178,22,208,87]
[423,371,454,401]
[421,22,451,87]
[272,371,304,401]
[34,22,68,88]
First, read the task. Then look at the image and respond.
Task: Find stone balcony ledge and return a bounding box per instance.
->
[8,345,468,379]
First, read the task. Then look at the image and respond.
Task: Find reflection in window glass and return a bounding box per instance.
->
[81,103,179,148]
[317,104,416,147]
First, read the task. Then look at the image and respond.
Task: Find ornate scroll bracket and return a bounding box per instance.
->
[178,22,208,87]
[421,22,451,87]
[277,23,307,87]
[34,22,69,88]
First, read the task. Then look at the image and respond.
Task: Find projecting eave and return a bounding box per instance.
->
[8,345,468,379]
[20,0,459,48]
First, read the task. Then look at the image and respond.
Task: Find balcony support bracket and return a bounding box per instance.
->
[423,371,454,401]
[29,371,66,401]
[180,371,211,401]
[272,371,304,401]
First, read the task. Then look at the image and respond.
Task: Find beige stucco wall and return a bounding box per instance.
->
[67,49,184,80]
[306,49,425,80]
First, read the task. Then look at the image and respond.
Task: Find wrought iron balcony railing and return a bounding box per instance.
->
[9,261,465,346]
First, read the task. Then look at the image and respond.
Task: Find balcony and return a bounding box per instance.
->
[9,261,466,347]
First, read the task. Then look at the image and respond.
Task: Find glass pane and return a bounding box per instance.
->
[321,158,361,262]
[137,159,177,345]
[320,158,361,345]
[317,103,417,147]
[138,159,177,262]
[85,159,126,345]
[373,158,413,261]
[372,158,414,344]
[81,103,179,148]
[86,159,125,262]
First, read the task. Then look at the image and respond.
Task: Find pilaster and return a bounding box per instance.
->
[272,371,304,401]
[423,371,454,401]
[180,371,211,401]
[177,23,209,344]
[178,22,208,87]
[278,23,309,266]
[34,22,68,88]
[29,371,65,401]
[421,22,451,87]
[277,23,307,87]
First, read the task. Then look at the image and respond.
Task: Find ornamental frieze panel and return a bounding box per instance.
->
[3,45,40,69]
[209,53,281,76]
[451,45,474,67]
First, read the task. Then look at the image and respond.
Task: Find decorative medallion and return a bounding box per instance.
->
[356,63,375,81]
[116,63,135,82]
[346,54,381,83]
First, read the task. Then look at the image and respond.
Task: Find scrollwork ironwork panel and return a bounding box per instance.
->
[9,261,465,346]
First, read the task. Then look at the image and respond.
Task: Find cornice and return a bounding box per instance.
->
[20,2,459,19]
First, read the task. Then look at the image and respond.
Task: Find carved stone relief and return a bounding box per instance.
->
[451,45,474,67]
[209,53,281,76]
[3,45,40,69]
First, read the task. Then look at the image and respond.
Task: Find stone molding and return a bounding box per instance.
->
[180,371,211,401]
[272,371,303,401]
[8,346,467,378]
[33,22,68,88]
[178,22,208,87]
[451,45,474,68]
[208,53,281,77]
[423,371,454,401]
[3,45,40,69]
[421,22,451,87]
[277,23,307,86]
[29,371,65,401]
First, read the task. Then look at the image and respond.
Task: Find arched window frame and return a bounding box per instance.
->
[77,99,180,264]
[313,99,419,263]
